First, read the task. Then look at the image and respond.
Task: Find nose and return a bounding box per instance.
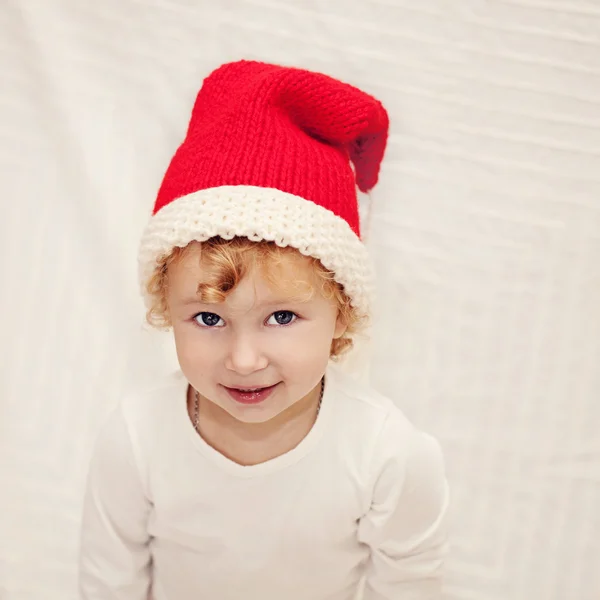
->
[224,331,268,375]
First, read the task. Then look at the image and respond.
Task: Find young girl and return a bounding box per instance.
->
[79,60,449,600]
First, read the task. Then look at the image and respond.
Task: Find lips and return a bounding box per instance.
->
[224,383,279,405]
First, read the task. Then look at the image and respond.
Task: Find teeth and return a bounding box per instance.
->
[229,384,276,392]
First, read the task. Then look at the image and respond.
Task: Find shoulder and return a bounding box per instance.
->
[109,370,189,460]
[91,370,189,492]
[118,369,188,425]
[326,363,445,490]
[326,363,415,444]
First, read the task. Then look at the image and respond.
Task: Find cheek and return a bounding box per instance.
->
[274,323,334,365]
[172,325,216,368]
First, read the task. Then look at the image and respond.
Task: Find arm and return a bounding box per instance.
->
[358,423,449,600]
[79,405,152,599]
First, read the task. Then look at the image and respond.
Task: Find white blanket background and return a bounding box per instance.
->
[1,1,599,599]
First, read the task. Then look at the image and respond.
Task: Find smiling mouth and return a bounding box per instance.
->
[223,383,280,405]
[227,385,275,392]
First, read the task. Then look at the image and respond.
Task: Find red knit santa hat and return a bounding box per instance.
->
[139,60,389,322]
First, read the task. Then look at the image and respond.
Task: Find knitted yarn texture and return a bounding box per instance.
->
[139,60,390,322]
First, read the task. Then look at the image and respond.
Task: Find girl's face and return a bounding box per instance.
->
[166,248,347,424]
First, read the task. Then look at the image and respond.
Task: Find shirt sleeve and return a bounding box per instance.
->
[357,419,450,600]
[79,404,153,600]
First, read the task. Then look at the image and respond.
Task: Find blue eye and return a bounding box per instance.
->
[267,311,298,326]
[194,312,224,328]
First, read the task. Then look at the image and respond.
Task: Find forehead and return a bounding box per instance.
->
[168,243,320,299]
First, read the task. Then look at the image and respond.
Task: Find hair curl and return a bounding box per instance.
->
[145,236,367,359]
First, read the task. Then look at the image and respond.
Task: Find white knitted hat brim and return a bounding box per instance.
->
[138,185,374,320]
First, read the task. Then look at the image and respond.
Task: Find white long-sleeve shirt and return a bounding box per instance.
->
[79,363,449,600]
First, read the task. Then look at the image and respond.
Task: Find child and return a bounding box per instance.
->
[79,60,449,600]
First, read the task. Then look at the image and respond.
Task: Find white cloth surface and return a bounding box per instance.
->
[79,364,448,600]
[1,2,599,600]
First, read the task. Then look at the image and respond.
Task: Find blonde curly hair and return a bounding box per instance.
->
[145,236,367,359]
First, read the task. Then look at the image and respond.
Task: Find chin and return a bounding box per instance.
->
[222,403,283,424]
